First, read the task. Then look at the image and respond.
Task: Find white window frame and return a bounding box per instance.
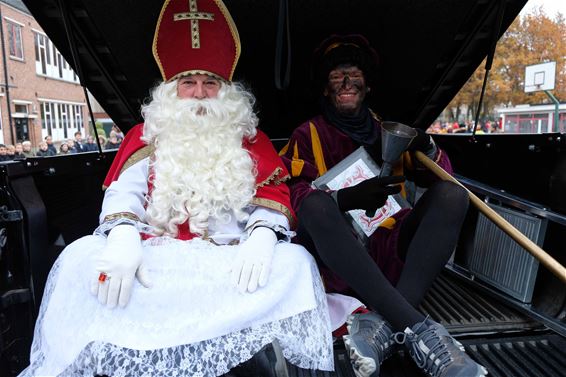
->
[40,100,85,141]
[34,32,48,75]
[59,103,67,130]
[41,102,53,132]
[74,105,83,131]
[33,30,80,83]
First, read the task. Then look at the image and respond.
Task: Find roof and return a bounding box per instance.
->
[497,103,566,114]
[1,0,30,14]
[21,0,528,137]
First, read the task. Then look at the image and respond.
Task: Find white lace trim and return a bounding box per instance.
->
[20,237,333,377]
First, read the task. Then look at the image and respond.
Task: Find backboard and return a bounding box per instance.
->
[524,61,556,93]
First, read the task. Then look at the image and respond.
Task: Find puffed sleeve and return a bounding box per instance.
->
[95,158,150,235]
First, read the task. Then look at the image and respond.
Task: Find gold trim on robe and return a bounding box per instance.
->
[102,145,154,190]
[251,197,295,228]
[256,167,284,188]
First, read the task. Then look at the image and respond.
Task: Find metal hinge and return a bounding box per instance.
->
[0,206,23,223]
[0,288,32,309]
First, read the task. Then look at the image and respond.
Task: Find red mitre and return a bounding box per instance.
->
[153,0,240,82]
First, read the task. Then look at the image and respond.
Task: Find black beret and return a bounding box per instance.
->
[312,34,379,91]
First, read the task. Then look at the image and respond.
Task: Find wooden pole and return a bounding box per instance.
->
[414,151,566,284]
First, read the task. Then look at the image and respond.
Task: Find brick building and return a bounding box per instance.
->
[0,0,89,147]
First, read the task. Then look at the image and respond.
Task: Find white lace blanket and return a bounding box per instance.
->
[20,236,333,376]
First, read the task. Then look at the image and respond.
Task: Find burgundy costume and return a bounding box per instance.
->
[280,114,453,293]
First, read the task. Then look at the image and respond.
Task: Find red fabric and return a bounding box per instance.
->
[103,124,146,188]
[153,0,239,81]
[331,306,370,338]
[104,124,296,239]
[245,131,296,228]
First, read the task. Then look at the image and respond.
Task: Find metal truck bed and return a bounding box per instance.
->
[287,273,565,377]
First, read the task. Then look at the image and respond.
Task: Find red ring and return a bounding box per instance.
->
[98,272,108,283]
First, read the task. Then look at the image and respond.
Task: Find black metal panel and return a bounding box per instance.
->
[287,334,566,377]
[286,271,549,377]
[446,178,566,335]
[0,166,34,375]
[21,0,527,137]
[463,334,566,377]
[419,273,539,334]
[0,154,115,376]
[433,133,566,215]
[0,153,114,309]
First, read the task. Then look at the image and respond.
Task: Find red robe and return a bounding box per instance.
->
[103,123,296,240]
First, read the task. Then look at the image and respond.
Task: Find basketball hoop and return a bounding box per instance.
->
[524,62,556,93]
[524,61,560,131]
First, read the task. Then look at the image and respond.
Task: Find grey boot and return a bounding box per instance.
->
[404,318,488,377]
[343,312,396,377]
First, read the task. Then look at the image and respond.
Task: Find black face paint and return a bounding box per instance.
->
[325,65,368,116]
[328,74,364,93]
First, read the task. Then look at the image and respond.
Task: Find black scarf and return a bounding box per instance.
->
[321,97,378,146]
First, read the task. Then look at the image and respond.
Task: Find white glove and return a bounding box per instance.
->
[90,225,152,308]
[231,227,277,293]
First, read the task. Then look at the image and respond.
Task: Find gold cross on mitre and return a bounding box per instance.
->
[173,0,215,49]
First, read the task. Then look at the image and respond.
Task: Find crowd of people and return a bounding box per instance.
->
[0,126,124,161]
[427,119,502,134]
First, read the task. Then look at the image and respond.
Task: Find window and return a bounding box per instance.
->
[504,113,550,134]
[34,33,47,74]
[57,52,63,79]
[73,105,83,131]
[40,101,84,136]
[33,32,79,83]
[59,104,67,129]
[7,22,23,60]
[51,103,59,131]
[46,38,51,64]
[56,103,67,129]
[41,102,54,132]
[15,104,28,114]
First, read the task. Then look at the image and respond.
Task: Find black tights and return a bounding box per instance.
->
[297,181,469,331]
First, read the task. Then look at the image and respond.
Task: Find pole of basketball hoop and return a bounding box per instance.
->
[544,90,560,132]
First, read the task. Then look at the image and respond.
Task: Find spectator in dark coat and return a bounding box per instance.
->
[74,132,86,153]
[59,143,71,155]
[84,135,99,152]
[6,144,16,159]
[14,143,26,160]
[0,144,11,161]
[66,139,78,153]
[45,135,57,155]
[104,134,121,150]
[36,141,55,157]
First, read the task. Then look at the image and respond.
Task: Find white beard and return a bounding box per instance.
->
[141,81,259,237]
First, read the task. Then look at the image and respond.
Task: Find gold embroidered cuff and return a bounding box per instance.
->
[251,197,295,228]
[102,212,141,223]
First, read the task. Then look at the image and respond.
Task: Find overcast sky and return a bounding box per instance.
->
[520,0,566,16]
